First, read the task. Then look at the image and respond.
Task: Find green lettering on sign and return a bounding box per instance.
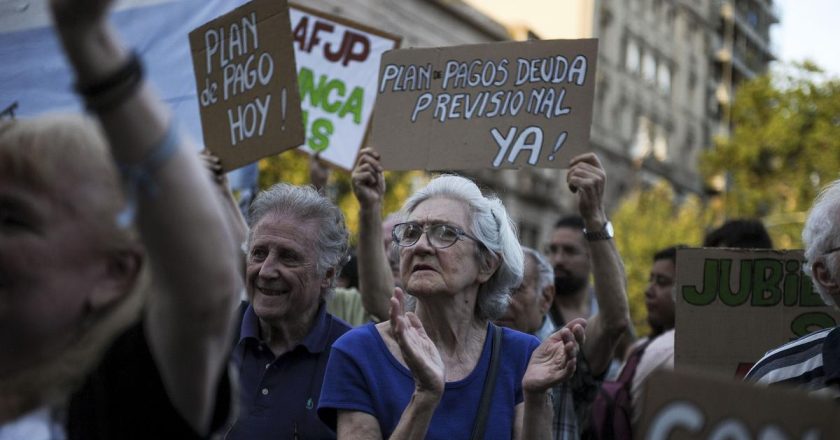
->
[682,258,718,306]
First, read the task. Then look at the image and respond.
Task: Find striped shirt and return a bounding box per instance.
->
[745,326,840,401]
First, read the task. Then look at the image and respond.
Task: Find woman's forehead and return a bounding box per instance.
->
[408,197,470,225]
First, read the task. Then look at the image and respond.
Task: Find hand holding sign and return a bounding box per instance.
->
[567,153,607,225]
[189,0,304,172]
[351,147,386,209]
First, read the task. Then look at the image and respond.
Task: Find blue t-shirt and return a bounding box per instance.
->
[318,322,540,439]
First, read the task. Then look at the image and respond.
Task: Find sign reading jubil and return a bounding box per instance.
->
[372,39,598,171]
[675,247,840,378]
[189,0,304,171]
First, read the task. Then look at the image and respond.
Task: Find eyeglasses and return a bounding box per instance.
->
[824,245,840,256]
[392,222,480,249]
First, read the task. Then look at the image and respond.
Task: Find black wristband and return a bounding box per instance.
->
[75,51,144,112]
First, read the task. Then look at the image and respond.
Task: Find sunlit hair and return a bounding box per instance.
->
[0,114,146,415]
[401,175,523,321]
[522,247,553,295]
[247,183,350,294]
[802,179,840,307]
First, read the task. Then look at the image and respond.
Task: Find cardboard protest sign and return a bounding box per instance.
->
[674,248,840,378]
[372,39,598,171]
[189,0,304,171]
[637,370,840,439]
[290,5,400,170]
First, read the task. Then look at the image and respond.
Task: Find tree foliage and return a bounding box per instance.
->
[701,63,840,248]
[615,63,840,335]
[257,150,423,245]
[613,182,712,335]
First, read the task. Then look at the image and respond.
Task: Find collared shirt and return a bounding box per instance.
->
[746,326,840,401]
[227,302,351,439]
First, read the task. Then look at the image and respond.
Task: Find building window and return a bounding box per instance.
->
[642,53,656,84]
[657,63,671,95]
[626,39,640,73]
[653,125,668,162]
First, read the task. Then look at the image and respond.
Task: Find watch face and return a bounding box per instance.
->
[605,221,614,237]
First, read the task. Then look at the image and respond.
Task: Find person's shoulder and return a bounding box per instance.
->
[331,322,379,352]
[746,326,836,382]
[500,326,541,350]
[325,312,353,341]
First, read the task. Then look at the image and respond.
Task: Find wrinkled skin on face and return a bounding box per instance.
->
[245,212,329,329]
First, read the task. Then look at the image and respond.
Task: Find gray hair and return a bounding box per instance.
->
[802,179,840,307]
[402,175,523,321]
[247,183,349,290]
[522,247,553,295]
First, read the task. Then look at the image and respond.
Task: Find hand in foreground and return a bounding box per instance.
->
[351,147,386,208]
[563,317,587,347]
[567,153,607,222]
[200,149,227,186]
[50,0,112,28]
[522,326,580,394]
[390,288,444,396]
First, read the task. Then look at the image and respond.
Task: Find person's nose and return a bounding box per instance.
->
[411,230,436,254]
[257,252,281,280]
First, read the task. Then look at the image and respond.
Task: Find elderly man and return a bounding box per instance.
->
[226,183,352,439]
[496,247,558,339]
[746,180,840,399]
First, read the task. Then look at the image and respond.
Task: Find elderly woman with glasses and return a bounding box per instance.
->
[318,150,590,439]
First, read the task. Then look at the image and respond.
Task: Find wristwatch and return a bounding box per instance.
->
[583,221,614,241]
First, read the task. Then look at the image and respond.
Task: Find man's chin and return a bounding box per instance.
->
[554,277,587,296]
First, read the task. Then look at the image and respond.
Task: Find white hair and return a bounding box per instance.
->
[802,179,840,307]
[521,246,553,295]
[402,175,524,321]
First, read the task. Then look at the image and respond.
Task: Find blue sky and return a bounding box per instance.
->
[774,0,840,76]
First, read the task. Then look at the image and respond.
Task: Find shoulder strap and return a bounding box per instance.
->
[470,324,503,440]
[617,338,653,384]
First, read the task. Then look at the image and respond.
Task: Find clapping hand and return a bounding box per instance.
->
[522,320,586,394]
[390,288,445,396]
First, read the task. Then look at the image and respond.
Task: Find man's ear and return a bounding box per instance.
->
[539,283,555,315]
[321,267,337,291]
[88,249,143,311]
[812,260,839,296]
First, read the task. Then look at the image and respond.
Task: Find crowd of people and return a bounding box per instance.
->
[1,1,838,439]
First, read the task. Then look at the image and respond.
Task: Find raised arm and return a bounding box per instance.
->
[566,153,631,375]
[201,150,249,277]
[51,0,241,433]
[352,147,395,322]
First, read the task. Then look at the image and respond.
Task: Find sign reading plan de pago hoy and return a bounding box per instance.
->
[637,370,840,439]
[189,0,304,171]
[373,39,598,171]
[675,248,840,378]
[290,5,399,170]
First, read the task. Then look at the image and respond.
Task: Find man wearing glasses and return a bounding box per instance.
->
[746,180,840,399]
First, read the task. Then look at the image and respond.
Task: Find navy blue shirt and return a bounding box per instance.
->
[227,302,351,440]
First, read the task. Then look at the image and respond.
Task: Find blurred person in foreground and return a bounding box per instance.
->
[745,180,840,400]
[0,0,241,437]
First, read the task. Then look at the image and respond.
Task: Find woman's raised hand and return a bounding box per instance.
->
[522,320,585,394]
[390,288,445,397]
